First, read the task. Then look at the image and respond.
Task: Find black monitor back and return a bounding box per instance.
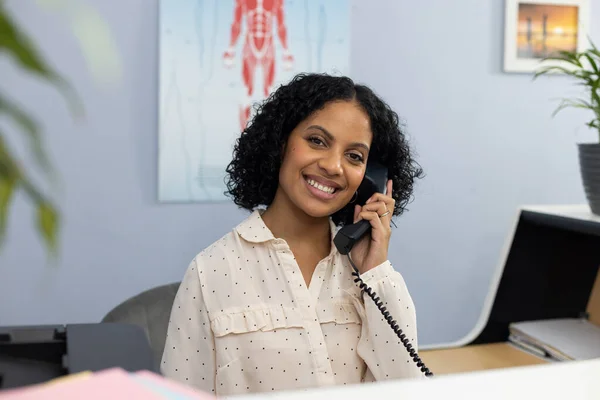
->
[471,210,600,345]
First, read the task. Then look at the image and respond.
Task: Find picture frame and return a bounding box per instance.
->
[503,0,591,73]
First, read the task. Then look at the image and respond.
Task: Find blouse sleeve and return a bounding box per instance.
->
[348,260,425,381]
[160,258,216,393]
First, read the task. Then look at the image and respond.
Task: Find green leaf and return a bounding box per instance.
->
[552,98,594,117]
[36,200,58,256]
[0,3,53,77]
[534,65,582,79]
[589,37,600,60]
[587,119,600,142]
[0,172,16,244]
[0,133,19,177]
[582,53,599,75]
[541,50,583,67]
[0,5,83,118]
[592,90,600,113]
[0,131,59,255]
[533,40,600,143]
[0,93,55,181]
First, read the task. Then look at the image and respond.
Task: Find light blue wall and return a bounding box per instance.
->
[1,0,598,346]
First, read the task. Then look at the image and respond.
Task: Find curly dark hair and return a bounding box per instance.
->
[224,73,423,226]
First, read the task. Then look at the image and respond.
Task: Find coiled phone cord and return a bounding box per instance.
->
[347,254,433,377]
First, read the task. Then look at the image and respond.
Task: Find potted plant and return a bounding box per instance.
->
[0,1,120,256]
[533,39,600,215]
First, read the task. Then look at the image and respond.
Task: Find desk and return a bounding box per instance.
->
[420,343,547,375]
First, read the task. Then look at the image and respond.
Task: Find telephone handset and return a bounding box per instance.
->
[333,161,433,377]
[333,162,388,255]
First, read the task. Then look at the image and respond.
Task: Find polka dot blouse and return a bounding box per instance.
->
[160,210,423,396]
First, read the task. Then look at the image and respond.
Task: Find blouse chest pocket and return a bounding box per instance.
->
[210,305,309,368]
[317,302,362,326]
[210,306,320,395]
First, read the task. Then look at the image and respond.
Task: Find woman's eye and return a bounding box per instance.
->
[347,153,364,162]
[309,137,325,146]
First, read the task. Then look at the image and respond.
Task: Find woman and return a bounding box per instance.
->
[160,73,426,396]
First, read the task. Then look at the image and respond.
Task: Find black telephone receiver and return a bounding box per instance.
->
[333,162,388,255]
[333,161,433,377]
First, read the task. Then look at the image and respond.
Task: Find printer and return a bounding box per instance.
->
[0,323,156,390]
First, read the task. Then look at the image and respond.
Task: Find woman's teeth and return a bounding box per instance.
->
[307,178,335,194]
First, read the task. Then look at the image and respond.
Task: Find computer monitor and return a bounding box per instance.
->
[472,206,600,345]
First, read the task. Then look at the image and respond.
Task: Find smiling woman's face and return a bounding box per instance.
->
[275,100,373,219]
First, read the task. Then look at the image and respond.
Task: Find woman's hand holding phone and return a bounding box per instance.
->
[350,179,394,274]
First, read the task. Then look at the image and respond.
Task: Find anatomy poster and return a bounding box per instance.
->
[158,0,351,202]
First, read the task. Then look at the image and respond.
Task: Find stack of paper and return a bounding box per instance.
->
[509,318,600,361]
[0,368,214,399]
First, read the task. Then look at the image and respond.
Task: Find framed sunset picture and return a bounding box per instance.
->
[503,0,591,72]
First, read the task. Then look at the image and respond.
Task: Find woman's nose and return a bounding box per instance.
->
[318,153,343,176]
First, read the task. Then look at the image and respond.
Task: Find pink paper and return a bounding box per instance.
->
[133,370,215,399]
[0,368,164,399]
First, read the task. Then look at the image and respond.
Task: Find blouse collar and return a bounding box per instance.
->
[235,209,340,249]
